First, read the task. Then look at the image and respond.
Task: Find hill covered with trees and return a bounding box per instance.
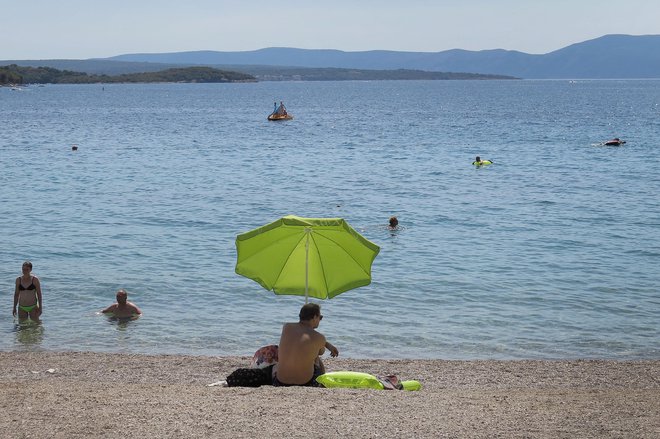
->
[0,65,256,85]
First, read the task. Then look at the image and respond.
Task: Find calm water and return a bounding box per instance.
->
[1,80,659,359]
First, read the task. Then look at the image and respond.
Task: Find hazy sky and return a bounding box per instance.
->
[3,0,659,59]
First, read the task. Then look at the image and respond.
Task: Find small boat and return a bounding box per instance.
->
[603,138,626,146]
[267,113,293,121]
[268,101,293,121]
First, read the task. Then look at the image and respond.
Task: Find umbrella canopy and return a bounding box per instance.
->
[235,215,380,301]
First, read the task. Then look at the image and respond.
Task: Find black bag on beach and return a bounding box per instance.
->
[226,365,274,387]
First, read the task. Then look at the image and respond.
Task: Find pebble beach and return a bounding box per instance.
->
[1,352,658,438]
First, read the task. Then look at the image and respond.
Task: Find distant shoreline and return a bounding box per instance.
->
[0,65,256,85]
[1,62,517,85]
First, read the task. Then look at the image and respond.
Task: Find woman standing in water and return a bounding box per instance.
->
[13,261,43,321]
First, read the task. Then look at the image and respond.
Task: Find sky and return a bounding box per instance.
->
[2,0,660,60]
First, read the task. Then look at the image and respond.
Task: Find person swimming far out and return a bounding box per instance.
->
[472,156,493,166]
[603,137,626,146]
[388,216,399,229]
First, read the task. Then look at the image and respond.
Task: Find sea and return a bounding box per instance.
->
[1,79,659,360]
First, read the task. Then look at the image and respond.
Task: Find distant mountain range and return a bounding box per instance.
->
[3,34,660,79]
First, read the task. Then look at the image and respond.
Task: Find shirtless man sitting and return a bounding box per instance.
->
[101,289,142,319]
[272,303,338,387]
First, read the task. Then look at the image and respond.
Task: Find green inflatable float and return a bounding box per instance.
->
[316,371,421,391]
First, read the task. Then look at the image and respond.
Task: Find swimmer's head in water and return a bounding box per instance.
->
[389,216,399,228]
[116,289,128,304]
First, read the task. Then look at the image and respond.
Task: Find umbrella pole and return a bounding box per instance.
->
[305,228,310,304]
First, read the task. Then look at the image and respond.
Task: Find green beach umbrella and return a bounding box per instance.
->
[235,215,380,302]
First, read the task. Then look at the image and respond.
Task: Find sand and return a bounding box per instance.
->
[1,352,658,438]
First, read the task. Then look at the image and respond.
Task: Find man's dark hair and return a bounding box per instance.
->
[299,303,321,321]
[116,289,128,304]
